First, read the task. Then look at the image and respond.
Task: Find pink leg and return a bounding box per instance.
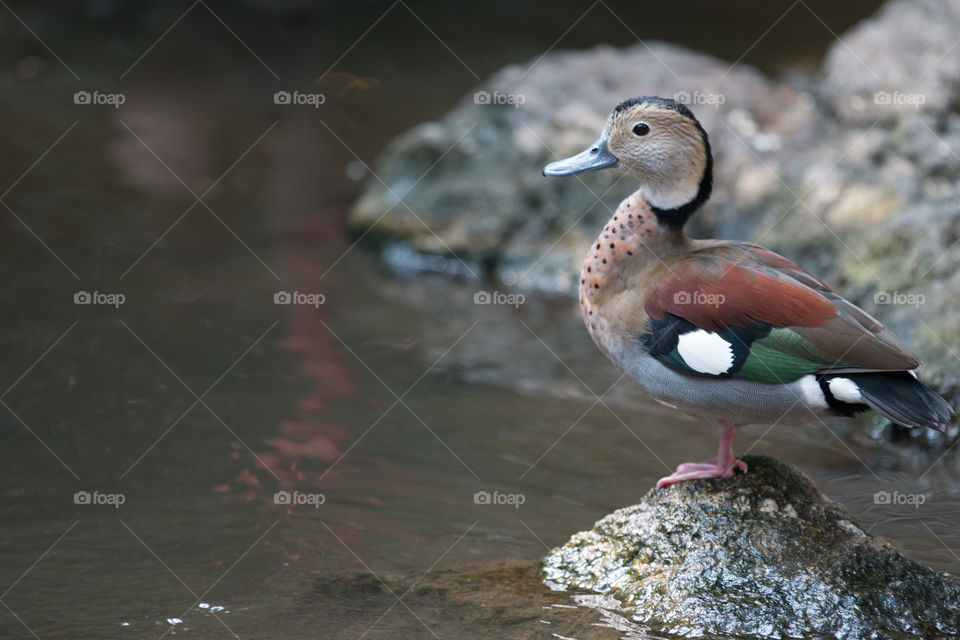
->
[656,423,747,488]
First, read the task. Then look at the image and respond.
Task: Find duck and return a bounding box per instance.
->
[543,96,953,488]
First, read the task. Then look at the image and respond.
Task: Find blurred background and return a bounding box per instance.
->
[3,1,958,638]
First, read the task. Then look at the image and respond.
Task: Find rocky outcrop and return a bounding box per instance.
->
[763,0,960,405]
[350,42,817,292]
[542,455,960,639]
[349,0,960,411]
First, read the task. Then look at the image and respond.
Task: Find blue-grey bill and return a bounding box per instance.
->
[542,136,619,176]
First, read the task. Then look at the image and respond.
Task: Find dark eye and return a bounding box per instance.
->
[632,122,650,137]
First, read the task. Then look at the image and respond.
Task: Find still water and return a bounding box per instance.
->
[1,2,957,638]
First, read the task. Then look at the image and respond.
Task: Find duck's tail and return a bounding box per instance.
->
[818,371,953,431]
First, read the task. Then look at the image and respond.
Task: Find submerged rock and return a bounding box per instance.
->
[542,455,960,639]
[302,562,632,639]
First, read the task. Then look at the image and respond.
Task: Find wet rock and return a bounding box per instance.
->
[542,455,960,639]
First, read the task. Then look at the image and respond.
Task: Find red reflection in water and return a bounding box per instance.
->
[234,192,441,570]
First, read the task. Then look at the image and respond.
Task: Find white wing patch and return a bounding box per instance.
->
[676,329,734,375]
[799,375,828,409]
[828,377,862,403]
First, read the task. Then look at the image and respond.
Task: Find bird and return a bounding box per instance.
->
[542,96,953,488]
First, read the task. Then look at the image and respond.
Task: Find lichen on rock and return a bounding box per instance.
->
[542,456,960,639]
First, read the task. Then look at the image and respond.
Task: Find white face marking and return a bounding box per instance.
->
[676,329,734,375]
[828,377,862,403]
[799,375,828,409]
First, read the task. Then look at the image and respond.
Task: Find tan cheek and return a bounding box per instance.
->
[608,129,631,158]
[611,139,653,176]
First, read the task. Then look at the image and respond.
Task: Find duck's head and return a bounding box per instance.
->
[543,96,713,228]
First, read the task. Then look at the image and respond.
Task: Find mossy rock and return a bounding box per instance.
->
[543,456,960,639]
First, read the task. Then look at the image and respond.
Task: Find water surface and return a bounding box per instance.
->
[2,2,957,638]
